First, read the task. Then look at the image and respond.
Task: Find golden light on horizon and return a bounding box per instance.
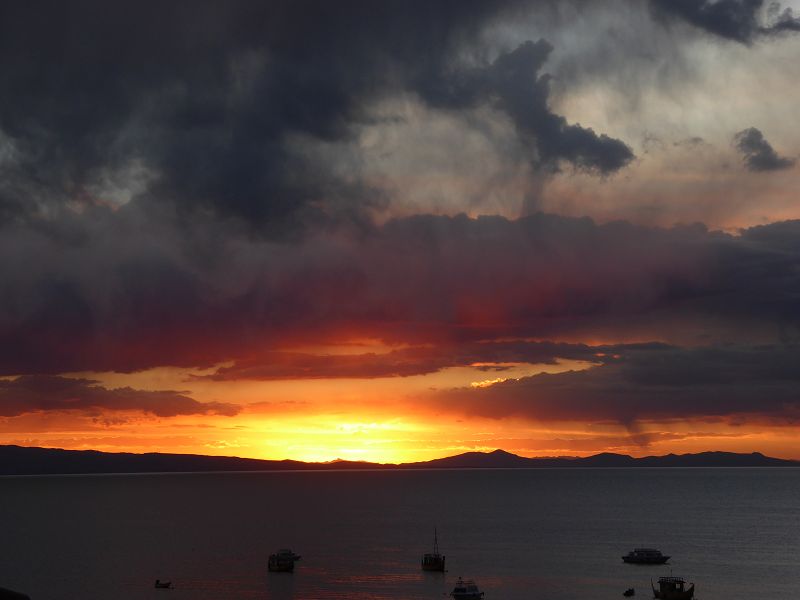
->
[4,399,800,464]
[3,350,799,463]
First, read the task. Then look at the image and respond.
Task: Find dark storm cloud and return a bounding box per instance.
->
[0,0,523,230]
[650,0,800,42]
[650,0,764,42]
[0,375,239,417]
[768,4,800,32]
[0,0,640,234]
[734,127,795,171]
[432,344,800,424]
[203,341,657,381]
[418,40,634,174]
[2,207,799,376]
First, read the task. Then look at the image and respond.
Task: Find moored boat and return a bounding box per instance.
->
[450,577,484,599]
[154,579,172,589]
[280,548,302,561]
[268,548,301,572]
[652,576,694,599]
[621,548,670,564]
[421,528,446,572]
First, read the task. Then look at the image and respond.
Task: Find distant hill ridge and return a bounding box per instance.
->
[0,445,796,476]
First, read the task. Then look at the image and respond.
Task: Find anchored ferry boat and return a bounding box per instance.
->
[450,577,484,599]
[621,548,670,564]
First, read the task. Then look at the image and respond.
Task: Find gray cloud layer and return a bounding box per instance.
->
[1,208,799,375]
[203,341,656,381]
[418,39,634,175]
[432,343,800,424]
[0,375,239,417]
[651,0,800,42]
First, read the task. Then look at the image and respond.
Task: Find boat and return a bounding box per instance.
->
[651,576,694,599]
[268,548,301,572]
[621,548,670,564]
[421,528,446,572]
[450,577,484,599]
[154,580,172,589]
[280,548,302,561]
[623,588,635,597]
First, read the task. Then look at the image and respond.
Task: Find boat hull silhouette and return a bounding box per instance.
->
[421,556,446,571]
[268,548,301,572]
[421,528,446,571]
[623,556,669,564]
[450,578,484,599]
[652,578,694,599]
[622,548,670,564]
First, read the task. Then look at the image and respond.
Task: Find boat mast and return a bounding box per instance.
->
[434,527,439,555]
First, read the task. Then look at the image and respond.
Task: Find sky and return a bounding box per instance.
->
[1,0,800,463]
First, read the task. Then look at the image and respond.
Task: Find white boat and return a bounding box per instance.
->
[450,577,484,599]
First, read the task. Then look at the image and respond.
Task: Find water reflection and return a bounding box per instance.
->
[2,469,799,599]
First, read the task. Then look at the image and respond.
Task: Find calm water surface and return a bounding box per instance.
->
[1,468,798,599]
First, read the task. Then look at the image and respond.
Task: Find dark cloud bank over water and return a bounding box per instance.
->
[433,343,800,426]
[2,210,800,373]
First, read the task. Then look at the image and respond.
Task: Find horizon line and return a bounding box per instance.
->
[3,444,798,465]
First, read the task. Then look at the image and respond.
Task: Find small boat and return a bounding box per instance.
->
[623,588,635,597]
[652,576,694,600]
[268,548,301,572]
[450,577,484,599]
[621,548,670,564]
[280,548,302,561]
[421,528,446,572]
[154,580,172,589]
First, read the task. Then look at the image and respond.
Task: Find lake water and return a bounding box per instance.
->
[1,468,798,599]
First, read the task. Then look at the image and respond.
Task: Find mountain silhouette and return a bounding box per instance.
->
[0,445,795,476]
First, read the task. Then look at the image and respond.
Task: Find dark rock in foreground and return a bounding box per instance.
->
[0,587,31,600]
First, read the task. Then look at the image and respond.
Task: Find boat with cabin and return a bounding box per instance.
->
[268,548,301,572]
[450,577,484,599]
[421,528,446,572]
[651,576,694,599]
[621,548,670,564]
